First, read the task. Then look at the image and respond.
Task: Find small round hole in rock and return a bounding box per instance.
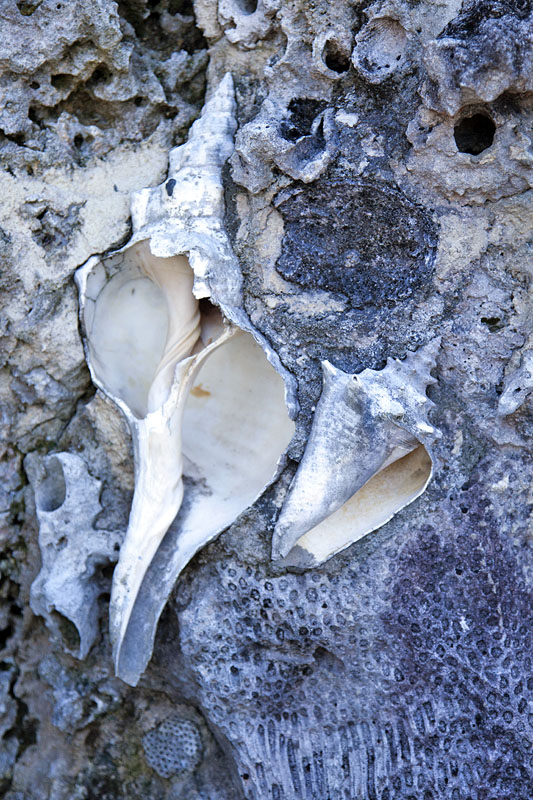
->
[16,0,43,14]
[453,113,495,155]
[480,315,504,332]
[51,73,72,91]
[323,39,351,73]
[35,457,66,512]
[237,0,257,13]
[51,611,81,652]
[280,98,327,142]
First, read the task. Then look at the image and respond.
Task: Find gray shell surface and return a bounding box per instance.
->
[273,339,441,568]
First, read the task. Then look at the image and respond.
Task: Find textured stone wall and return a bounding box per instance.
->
[1,0,532,798]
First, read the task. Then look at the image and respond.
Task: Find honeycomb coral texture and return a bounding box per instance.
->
[142,716,203,779]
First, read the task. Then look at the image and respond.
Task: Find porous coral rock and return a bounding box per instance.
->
[2,0,533,797]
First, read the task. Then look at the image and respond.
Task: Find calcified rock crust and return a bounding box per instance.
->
[25,452,122,659]
[2,1,533,799]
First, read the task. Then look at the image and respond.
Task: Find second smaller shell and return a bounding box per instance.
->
[273,339,441,568]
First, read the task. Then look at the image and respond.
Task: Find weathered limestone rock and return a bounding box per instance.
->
[1,0,532,798]
[25,451,122,659]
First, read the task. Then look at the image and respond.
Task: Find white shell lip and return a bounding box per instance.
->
[272,338,441,569]
[276,445,434,570]
[75,74,297,686]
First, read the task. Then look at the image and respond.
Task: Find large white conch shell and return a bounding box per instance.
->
[273,339,441,568]
[76,75,296,685]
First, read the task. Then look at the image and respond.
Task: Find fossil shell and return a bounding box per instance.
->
[273,339,441,568]
[351,17,408,85]
[76,75,295,685]
[231,98,337,193]
[498,348,533,416]
[25,452,121,659]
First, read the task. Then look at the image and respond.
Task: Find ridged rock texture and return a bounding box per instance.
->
[1,0,532,799]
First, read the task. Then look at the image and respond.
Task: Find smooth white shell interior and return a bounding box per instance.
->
[82,240,296,685]
[288,444,432,564]
[113,323,296,686]
[86,242,201,418]
[91,273,168,417]
[182,331,294,521]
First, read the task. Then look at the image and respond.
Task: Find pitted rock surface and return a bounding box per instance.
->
[2,0,533,797]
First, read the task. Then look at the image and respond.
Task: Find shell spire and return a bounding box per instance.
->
[168,72,237,176]
[129,74,240,305]
[131,73,237,234]
[272,338,441,568]
[356,336,441,439]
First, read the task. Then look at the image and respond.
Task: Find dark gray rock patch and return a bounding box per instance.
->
[275,178,438,309]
